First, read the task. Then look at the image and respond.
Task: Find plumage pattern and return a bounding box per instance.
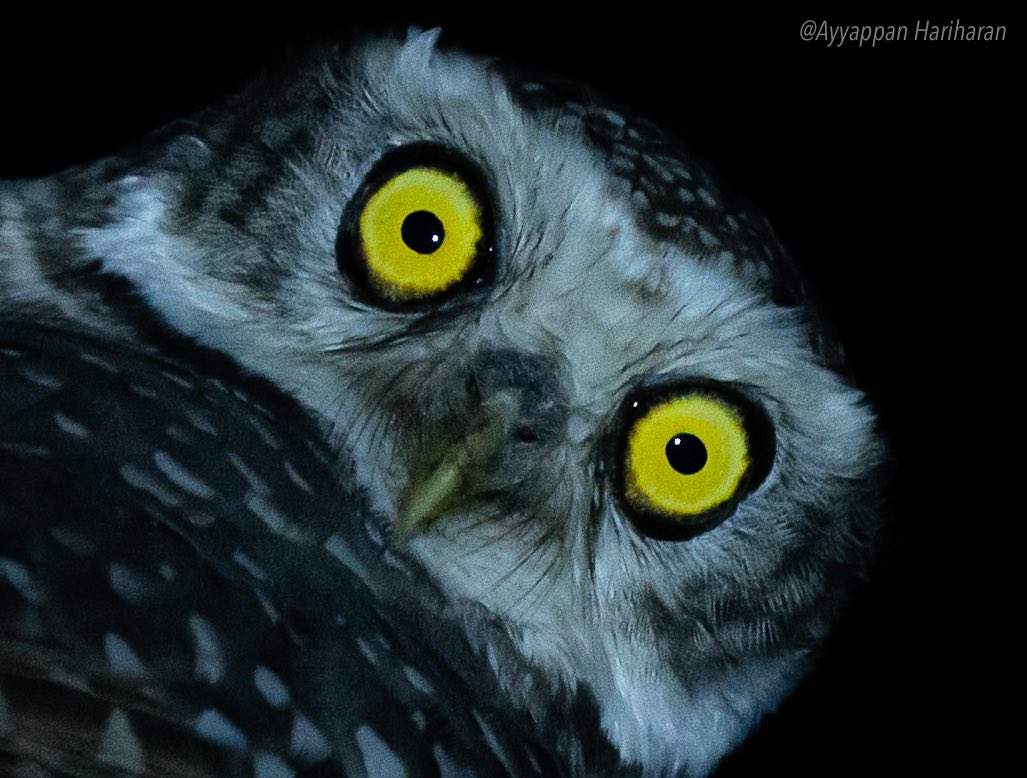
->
[1,29,887,776]
[0,321,621,776]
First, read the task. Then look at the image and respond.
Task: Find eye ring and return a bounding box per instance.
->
[336,143,496,310]
[610,381,775,541]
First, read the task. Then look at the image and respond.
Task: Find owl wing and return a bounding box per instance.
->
[0,317,588,777]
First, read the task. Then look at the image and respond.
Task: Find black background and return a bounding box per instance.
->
[1,6,1011,775]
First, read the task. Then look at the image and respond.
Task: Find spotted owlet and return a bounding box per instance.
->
[0,29,887,777]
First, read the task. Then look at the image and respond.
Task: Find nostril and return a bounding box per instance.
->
[514,426,538,444]
[467,349,568,444]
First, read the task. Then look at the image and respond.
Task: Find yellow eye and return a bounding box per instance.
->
[354,164,488,303]
[619,389,770,537]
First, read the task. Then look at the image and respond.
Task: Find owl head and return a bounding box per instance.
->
[78,30,886,775]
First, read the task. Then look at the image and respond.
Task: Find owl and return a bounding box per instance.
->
[0,29,887,777]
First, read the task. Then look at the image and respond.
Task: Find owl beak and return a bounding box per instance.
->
[393,392,519,542]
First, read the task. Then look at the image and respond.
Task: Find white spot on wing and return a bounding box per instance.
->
[356,638,378,666]
[161,370,193,389]
[189,613,225,684]
[355,725,405,778]
[697,225,719,247]
[284,461,314,493]
[79,351,118,372]
[248,416,281,450]
[253,752,295,778]
[411,710,427,731]
[0,557,45,605]
[104,633,146,678]
[185,511,216,527]
[323,534,371,584]
[472,712,515,775]
[233,550,269,581]
[228,451,270,495]
[365,521,385,548]
[108,564,151,605]
[0,441,50,457]
[195,709,248,751]
[20,366,62,388]
[47,666,91,694]
[676,186,696,203]
[50,526,96,557]
[129,383,159,400]
[153,451,215,499]
[698,188,718,207]
[53,411,90,438]
[526,749,542,773]
[403,665,434,695]
[382,549,412,575]
[289,713,331,764]
[245,492,312,543]
[119,464,181,507]
[185,408,219,436]
[98,709,145,775]
[165,424,195,444]
[602,108,626,127]
[253,666,290,708]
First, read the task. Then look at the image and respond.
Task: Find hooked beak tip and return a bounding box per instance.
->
[392,391,519,543]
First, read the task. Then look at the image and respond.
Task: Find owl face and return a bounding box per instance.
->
[82,31,885,774]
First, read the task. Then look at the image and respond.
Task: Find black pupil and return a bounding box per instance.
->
[401,210,445,254]
[666,433,707,475]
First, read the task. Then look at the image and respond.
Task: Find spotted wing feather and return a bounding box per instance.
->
[0,319,618,776]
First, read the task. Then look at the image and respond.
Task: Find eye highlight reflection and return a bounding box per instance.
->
[614,384,774,540]
[337,145,495,308]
